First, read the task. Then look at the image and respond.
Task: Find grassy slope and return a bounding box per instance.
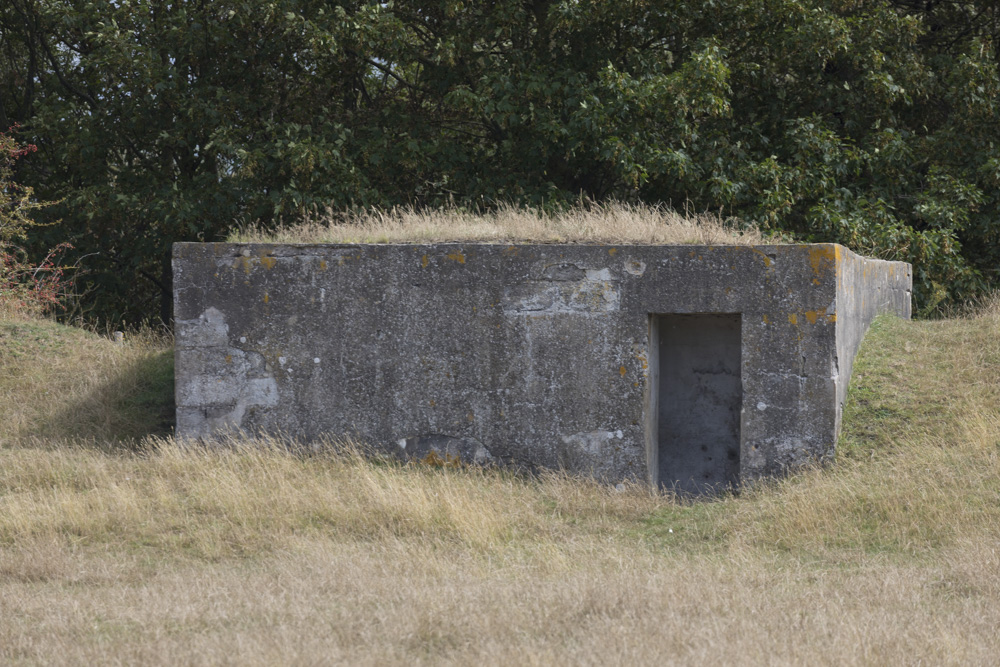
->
[0,308,997,665]
[0,317,174,442]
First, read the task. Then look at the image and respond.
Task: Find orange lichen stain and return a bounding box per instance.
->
[633,382,639,387]
[812,278,820,285]
[420,451,462,468]
[803,310,837,324]
[446,252,466,264]
[788,313,798,325]
[762,314,770,324]
[467,412,474,422]
[260,256,277,270]
[234,256,251,274]
[619,366,627,377]
[502,246,518,256]
[421,254,429,268]
[608,248,618,256]
[263,292,270,304]
[808,245,837,276]
[749,248,772,267]
[429,400,436,407]
[319,260,327,270]
[225,355,232,364]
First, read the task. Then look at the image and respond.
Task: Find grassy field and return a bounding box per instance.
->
[0,302,998,665]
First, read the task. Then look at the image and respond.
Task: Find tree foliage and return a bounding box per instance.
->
[2,0,999,321]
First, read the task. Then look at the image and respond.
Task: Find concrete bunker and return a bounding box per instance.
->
[173,242,911,491]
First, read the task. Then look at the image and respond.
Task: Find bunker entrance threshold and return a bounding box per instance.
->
[649,313,742,495]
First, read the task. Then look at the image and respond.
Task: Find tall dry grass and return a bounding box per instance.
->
[230,201,773,246]
[1,300,999,664]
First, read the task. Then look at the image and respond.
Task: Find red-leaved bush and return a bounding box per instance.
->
[1,126,72,315]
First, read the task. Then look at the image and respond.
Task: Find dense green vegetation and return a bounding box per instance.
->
[3,1,999,322]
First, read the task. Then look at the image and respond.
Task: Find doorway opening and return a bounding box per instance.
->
[650,313,742,494]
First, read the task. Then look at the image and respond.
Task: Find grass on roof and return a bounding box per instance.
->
[228,201,776,246]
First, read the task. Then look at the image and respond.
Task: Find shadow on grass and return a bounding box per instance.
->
[43,347,175,448]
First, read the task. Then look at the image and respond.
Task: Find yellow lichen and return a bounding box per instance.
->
[808,244,837,276]
[748,247,772,267]
[418,451,463,468]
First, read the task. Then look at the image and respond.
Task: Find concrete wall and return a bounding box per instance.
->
[834,249,912,437]
[173,242,910,489]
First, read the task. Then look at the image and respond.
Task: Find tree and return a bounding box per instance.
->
[4,1,1000,321]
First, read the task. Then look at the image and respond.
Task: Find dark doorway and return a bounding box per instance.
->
[653,314,742,494]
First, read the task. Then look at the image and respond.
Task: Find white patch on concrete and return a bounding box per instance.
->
[561,430,621,456]
[757,402,767,411]
[472,445,494,465]
[175,308,280,438]
[314,357,321,364]
[615,430,623,439]
[503,274,620,315]
[397,438,407,450]
[175,306,229,348]
[240,336,247,344]
[624,259,646,276]
[278,356,287,366]
[585,268,613,281]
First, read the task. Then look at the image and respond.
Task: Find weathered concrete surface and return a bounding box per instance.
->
[173,243,910,490]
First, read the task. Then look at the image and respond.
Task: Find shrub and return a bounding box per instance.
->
[0,126,69,315]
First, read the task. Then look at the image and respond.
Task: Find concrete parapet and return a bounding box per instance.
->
[173,243,910,492]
